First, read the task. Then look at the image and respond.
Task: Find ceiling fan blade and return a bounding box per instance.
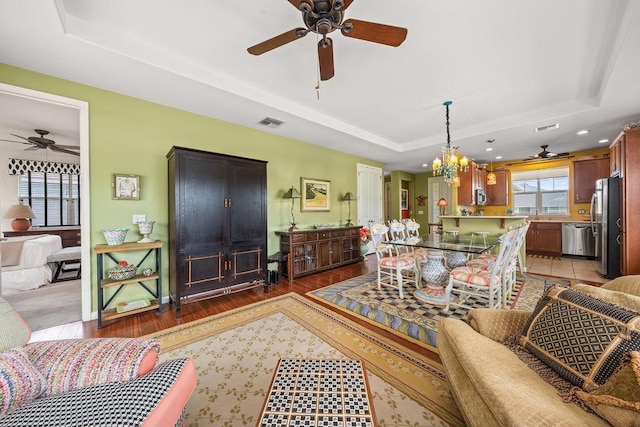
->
[341,19,407,47]
[10,133,32,142]
[288,0,313,11]
[333,0,354,11]
[248,28,307,55]
[318,38,335,81]
[54,144,80,150]
[0,138,32,146]
[49,145,80,156]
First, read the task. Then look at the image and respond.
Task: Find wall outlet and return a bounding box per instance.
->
[133,214,146,224]
[418,210,424,215]
[578,209,586,214]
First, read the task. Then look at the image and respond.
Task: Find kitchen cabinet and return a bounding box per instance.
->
[457,162,487,206]
[276,226,361,280]
[486,169,508,206]
[167,147,267,316]
[615,127,640,275]
[573,157,610,203]
[526,222,562,257]
[610,138,623,177]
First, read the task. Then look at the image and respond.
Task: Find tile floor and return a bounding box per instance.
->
[525,254,607,284]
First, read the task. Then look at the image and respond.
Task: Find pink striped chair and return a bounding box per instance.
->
[443,225,519,312]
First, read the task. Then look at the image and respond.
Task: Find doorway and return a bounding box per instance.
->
[0,82,91,323]
[357,163,383,227]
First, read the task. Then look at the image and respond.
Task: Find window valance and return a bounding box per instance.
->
[8,158,80,175]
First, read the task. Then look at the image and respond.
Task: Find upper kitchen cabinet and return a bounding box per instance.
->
[486,169,509,206]
[573,157,610,203]
[457,162,487,206]
[616,126,640,275]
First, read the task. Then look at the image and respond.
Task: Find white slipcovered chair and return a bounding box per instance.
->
[370,223,420,299]
[443,225,518,311]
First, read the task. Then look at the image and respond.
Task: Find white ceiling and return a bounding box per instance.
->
[1,0,639,172]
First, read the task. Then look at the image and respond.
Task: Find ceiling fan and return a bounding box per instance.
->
[247,0,408,81]
[528,145,571,160]
[0,129,79,156]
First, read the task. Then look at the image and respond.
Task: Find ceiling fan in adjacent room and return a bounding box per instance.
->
[247,0,408,81]
[0,129,79,156]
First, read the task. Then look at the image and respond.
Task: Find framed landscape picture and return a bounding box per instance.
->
[301,177,331,211]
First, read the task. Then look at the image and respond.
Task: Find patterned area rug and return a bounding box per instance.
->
[307,272,546,352]
[150,293,463,427]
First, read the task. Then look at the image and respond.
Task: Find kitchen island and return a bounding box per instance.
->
[440,215,529,269]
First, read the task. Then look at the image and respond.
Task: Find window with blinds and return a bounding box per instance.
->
[511,167,569,216]
[18,171,80,227]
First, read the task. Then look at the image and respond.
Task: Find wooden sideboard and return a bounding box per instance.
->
[276,226,362,281]
[3,228,81,248]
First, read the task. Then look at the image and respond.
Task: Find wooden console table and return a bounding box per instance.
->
[275,226,362,281]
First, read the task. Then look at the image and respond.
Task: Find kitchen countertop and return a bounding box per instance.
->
[441,215,590,224]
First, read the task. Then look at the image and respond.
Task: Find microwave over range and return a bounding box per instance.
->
[475,188,487,205]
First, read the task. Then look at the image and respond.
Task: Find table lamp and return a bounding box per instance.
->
[283,186,302,231]
[3,202,36,232]
[437,198,448,217]
[342,191,357,226]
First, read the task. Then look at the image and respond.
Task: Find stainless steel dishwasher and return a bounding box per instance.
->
[562,223,595,257]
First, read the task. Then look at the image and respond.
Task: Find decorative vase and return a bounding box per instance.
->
[421,254,449,287]
[446,251,468,269]
[137,221,155,243]
[360,243,370,257]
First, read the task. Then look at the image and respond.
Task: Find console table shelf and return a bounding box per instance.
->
[94,240,163,328]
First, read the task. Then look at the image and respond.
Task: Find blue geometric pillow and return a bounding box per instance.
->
[520,286,640,391]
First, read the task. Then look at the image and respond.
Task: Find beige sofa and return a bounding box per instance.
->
[437,276,640,427]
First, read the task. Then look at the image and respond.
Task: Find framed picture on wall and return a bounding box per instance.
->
[301,177,331,211]
[112,173,140,200]
[401,189,409,210]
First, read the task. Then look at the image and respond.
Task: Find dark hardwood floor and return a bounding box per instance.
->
[31,256,440,362]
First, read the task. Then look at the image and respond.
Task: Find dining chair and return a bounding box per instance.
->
[370,223,420,299]
[443,225,518,312]
[466,221,530,305]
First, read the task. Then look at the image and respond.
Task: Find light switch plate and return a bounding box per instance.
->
[133,214,146,224]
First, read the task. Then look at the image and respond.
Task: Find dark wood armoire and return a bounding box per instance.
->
[167,146,267,316]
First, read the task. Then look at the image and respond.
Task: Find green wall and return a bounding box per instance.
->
[0,63,383,310]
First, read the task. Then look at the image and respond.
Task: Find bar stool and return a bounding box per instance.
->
[442,230,459,241]
[470,231,489,247]
[469,231,490,259]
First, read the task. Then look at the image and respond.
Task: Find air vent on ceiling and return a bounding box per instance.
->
[534,123,560,133]
[258,117,284,128]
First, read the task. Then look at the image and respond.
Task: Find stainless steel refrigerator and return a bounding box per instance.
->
[590,177,621,278]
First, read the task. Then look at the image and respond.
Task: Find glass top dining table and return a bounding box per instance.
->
[386,233,502,306]
[388,233,501,255]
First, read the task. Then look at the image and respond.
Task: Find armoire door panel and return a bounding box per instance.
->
[228,161,267,244]
[179,155,227,248]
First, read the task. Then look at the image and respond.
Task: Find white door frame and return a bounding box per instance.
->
[0,83,91,322]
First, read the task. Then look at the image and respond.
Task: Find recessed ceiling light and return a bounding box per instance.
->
[496,156,503,160]
[577,129,589,135]
[598,139,610,144]
[422,163,428,168]
[485,147,493,152]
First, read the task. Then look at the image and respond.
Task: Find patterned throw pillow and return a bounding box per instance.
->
[576,351,640,426]
[520,286,640,391]
[0,347,45,417]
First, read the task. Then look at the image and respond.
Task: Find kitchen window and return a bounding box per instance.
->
[19,171,80,227]
[511,167,569,216]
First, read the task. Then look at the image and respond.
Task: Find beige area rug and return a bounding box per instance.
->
[151,293,464,427]
[307,272,545,353]
[3,279,81,331]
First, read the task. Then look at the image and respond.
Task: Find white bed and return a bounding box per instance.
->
[1,234,62,295]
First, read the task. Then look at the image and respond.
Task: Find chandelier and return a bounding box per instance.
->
[432,101,468,186]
